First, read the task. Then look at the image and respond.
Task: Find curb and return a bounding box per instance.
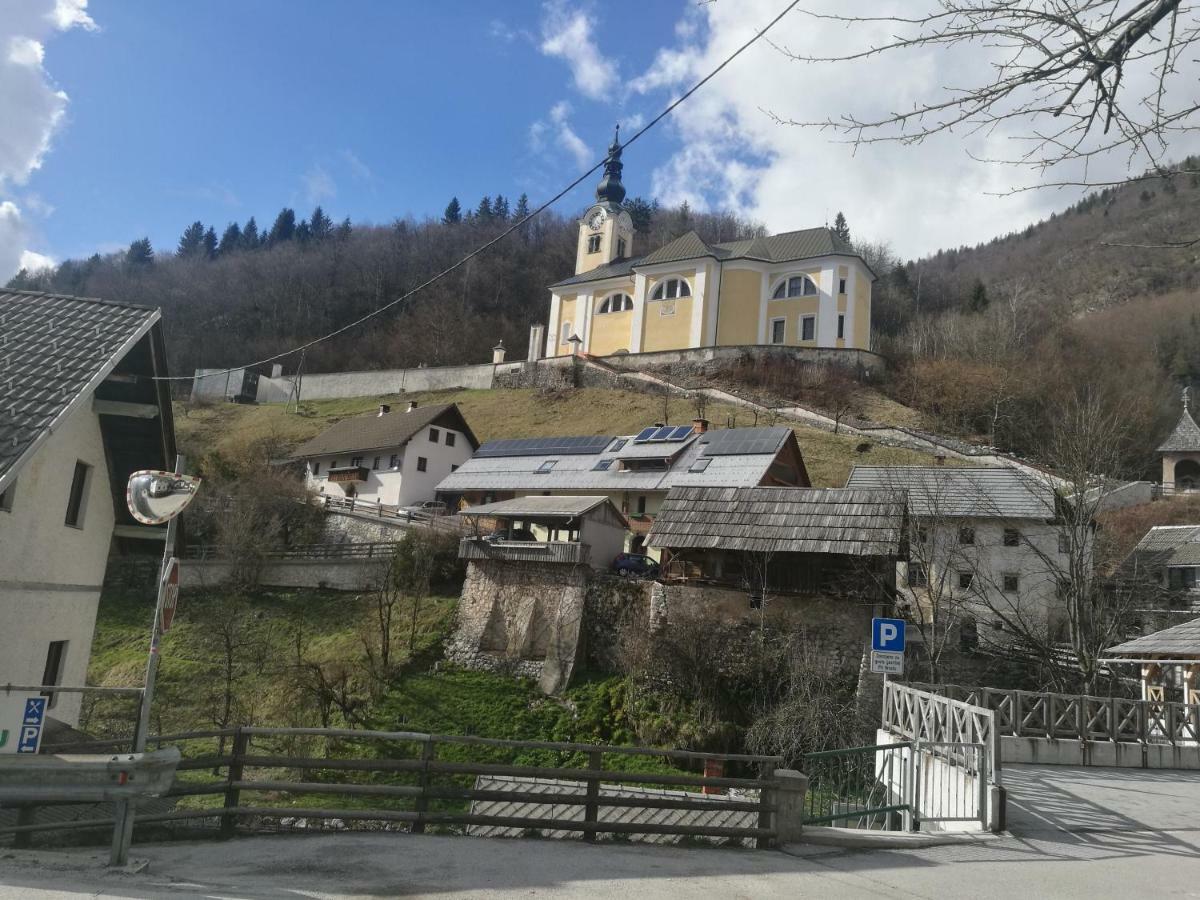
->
[782,827,1002,852]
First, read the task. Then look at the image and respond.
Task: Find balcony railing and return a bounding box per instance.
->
[328,466,369,484]
[459,538,589,566]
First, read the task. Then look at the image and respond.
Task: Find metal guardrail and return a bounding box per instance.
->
[0,748,181,803]
[11,726,784,848]
[908,682,1200,746]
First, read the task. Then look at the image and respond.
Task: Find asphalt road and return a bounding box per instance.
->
[2,764,1199,898]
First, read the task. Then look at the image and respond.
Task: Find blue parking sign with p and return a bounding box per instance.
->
[872,617,906,652]
[17,698,46,754]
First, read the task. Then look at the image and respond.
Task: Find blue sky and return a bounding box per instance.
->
[6,1,1197,280]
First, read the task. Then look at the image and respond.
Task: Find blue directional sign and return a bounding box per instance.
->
[17,697,45,754]
[871,617,906,653]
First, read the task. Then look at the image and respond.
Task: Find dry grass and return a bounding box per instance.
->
[176,386,945,488]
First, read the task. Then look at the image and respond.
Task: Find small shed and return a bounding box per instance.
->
[458,495,628,571]
[1106,618,1200,704]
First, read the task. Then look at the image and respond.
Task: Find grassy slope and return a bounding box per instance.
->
[177,386,940,487]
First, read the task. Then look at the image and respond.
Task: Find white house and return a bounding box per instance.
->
[845,466,1071,644]
[293,402,478,508]
[0,290,176,727]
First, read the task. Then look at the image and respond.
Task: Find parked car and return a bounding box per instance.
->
[612,553,660,578]
[484,527,537,543]
[400,499,448,517]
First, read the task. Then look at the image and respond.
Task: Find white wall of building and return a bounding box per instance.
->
[305,423,475,507]
[0,406,115,725]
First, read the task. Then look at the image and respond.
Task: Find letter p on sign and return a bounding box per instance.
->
[872,617,906,652]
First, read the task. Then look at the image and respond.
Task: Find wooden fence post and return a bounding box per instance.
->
[412,739,435,834]
[756,763,777,849]
[583,750,602,842]
[221,728,248,839]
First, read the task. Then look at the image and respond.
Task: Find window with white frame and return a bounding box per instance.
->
[772,274,819,299]
[598,293,633,314]
[587,234,601,253]
[801,315,816,341]
[650,277,691,300]
[838,277,847,294]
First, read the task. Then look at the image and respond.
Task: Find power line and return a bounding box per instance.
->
[163,0,800,382]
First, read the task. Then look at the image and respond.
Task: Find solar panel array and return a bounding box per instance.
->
[700,428,786,456]
[475,435,616,458]
[633,424,695,443]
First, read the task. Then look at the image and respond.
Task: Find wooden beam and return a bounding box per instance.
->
[93,399,159,419]
[112,524,167,540]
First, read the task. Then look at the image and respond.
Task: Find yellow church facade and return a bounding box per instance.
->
[545,134,876,359]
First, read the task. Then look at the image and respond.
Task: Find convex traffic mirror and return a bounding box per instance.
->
[125,470,202,525]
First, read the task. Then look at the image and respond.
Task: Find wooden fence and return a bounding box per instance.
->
[908,682,1200,746]
[12,727,784,848]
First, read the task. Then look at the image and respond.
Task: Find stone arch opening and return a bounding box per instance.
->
[1176,459,1200,491]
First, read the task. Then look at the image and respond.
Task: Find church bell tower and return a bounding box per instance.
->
[575,126,634,275]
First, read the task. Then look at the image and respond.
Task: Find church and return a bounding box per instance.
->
[544,131,876,359]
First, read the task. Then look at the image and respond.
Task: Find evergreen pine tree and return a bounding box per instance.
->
[177,221,206,257]
[493,195,510,221]
[969,278,989,312]
[268,208,296,244]
[514,193,530,220]
[833,211,851,244]
[218,222,242,256]
[476,196,493,220]
[626,196,656,234]
[202,226,218,259]
[336,217,353,240]
[443,197,462,224]
[296,219,312,243]
[241,216,261,249]
[309,205,333,240]
[125,238,154,269]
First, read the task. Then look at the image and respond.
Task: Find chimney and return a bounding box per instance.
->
[407,400,419,412]
[377,404,391,417]
[270,363,283,378]
[935,454,946,466]
[492,341,507,364]
[692,418,710,434]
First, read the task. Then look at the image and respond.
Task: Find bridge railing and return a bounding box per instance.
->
[883,682,998,781]
[906,682,1200,746]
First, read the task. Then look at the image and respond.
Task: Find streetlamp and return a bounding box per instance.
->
[110,457,200,866]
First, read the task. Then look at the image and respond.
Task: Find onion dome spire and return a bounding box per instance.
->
[595,124,626,205]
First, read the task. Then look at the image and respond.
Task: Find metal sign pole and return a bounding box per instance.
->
[110,455,183,867]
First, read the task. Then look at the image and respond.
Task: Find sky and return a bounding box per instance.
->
[3,0,1198,281]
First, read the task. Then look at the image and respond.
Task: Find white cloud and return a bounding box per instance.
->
[0,1,94,280]
[530,101,593,171]
[539,1,616,102]
[489,19,517,43]
[340,148,372,181]
[301,165,336,205]
[633,0,1200,259]
[19,248,54,271]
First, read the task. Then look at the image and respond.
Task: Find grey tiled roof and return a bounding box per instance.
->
[647,486,905,556]
[459,495,619,518]
[436,425,795,494]
[1125,525,1200,570]
[550,226,868,288]
[845,466,1056,520]
[1157,409,1200,452]
[0,290,159,485]
[292,403,478,458]
[1106,616,1200,656]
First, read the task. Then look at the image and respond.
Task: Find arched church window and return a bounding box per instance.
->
[598,293,633,314]
[650,277,692,300]
[771,275,819,299]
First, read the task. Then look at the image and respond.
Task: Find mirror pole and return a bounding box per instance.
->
[111,453,184,867]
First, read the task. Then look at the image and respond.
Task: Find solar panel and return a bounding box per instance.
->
[633,427,658,443]
[593,459,614,471]
[608,438,628,452]
[669,425,694,441]
[701,428,786,456]
[652,425,675,441]
[475,435,615,458]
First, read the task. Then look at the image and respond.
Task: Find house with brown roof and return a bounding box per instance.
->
[293,401,478,508]
[0,290,176,727]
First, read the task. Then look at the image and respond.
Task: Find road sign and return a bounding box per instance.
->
[870,650,905,676]
[160,557,180,632]
[0,695,46,755]
[872,617,906,653]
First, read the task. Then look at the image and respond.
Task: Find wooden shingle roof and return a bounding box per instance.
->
[646,486,906,556]
[1107,617,1200,657]
[1157,408,1200,453]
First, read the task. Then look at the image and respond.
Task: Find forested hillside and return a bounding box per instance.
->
[6,197,761,379]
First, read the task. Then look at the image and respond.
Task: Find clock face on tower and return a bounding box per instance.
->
[586,208,608,231]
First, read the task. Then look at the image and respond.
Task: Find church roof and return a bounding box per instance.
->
[1157,408,1200,453]
[550,226,869,289]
